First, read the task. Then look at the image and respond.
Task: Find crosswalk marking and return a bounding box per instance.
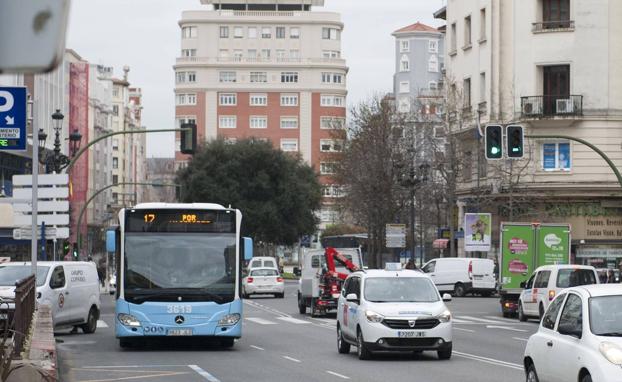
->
[458,316,507,324]
[246,317,277,325]
[276,317,311,325]
[96,320,109,328]
[452,318,472,324]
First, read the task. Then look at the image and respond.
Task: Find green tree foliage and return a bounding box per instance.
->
[176,138,322,246]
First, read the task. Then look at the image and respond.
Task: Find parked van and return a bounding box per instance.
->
[247,256,279,271]
[0,261,101,333]
[517,264,598,321]
[422,258,496,297]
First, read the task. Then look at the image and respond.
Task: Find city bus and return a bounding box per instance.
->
[106,203,252,348]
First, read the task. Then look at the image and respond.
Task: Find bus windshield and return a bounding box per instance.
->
[124,232,236,303]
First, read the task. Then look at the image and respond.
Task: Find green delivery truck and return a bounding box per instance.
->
[498,222,571,317]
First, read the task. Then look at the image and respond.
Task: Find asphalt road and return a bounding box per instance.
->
[57,282,539,382]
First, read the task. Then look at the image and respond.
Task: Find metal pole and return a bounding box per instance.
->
[29,95,38,277]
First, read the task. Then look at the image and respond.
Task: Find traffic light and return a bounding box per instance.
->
[485,124,503,160]
[506,125,524,159]
[180,123,197,155]
[72,243,78,261]
[63,241,70,256]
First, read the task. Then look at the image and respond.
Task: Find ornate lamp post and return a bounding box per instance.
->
[38,109,82,173]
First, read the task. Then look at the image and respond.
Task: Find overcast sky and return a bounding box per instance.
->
[67,0,445,157]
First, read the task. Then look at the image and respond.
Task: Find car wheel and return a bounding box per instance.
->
[526,363,539,382]
[437,343,452,360]
[356,329,372,360]
[453,283,466,297]
[298,294,306,314]
[518,303,527,322]
[538,303,545,320]
[220,338,235,348]
[81,307,98,334]
[337,325,350,354]
[278,293,285,299]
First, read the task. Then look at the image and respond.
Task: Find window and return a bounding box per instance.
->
[462,151,472,181]
[281,72,299,83]
[233,50,243,62]
[112,157,118,169]
[112,192,118,203]
[233,26,243,38]
[290,27,300,39]
[323,185,343,198]
[463,78,471,108]
[400,40,410,52]
[542,142,571,171]
[320,162,337,175]
[480,8,487,40]
[480,72,486,102]
[450,23,457,52]
[112,175,119,185]
[112,105,119,116]
[247,49,257,59]
[219,71,236,83]
[423,261,436,273]
[543,0,570,26]
[219,26,229,38]
[428,55,438,72]
[176,72,186,83]
[280,117,298,129]
[464,15,472,47]
[543,65,570,114]
[250,72,267,83]
[182,26,197,39]
[250,116,268,129]
[320,139,343,152]
[320,117,345,129]
[177,71,196,83]
[181,49,196,57]
[276,26,286,39]
[321,72,344,84]
[250,94,268,106]
[49,266,66,289]
[219,93,237,106]
[176,93,196,105]
[429,81,438,91]
[322,50,340,58]
[322,27,340,40]
[534,271,551,288]
[556,269,597,288]
[280,139,298,152]
[400,55,410,72]
[320,95,345,107]
[320,208,339,223]
[280,94,298,106]
[261,27,271,38]
[260,49,271,59]
[219,49,229,58]
[248,27,257,39]
[558,294,582,335]
[276,50,286,61]
[399,81,410,93]
[398,97,410,113]
[219,116,236,129]
[429,40,438,53]
[290,50,300,59]
[542,293,566,330]
[113,87,119,97]
[177,116,196,129]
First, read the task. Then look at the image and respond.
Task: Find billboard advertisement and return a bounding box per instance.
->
[537,225,571,265]
[500,224,534,290]
[464,213,491,252]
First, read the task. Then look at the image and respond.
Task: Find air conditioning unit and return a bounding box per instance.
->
[556,98,574,114]
[522,102,541,116]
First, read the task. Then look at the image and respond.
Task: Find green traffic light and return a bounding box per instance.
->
[492,147,500,155]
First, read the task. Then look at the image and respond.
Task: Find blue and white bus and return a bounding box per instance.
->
[107,203,252,348]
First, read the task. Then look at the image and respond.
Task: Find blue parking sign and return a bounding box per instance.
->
[0,87,27,151]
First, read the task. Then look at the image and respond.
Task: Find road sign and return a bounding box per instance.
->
[13,227,69,240]
[386,224,406,248]
[0,87,27,151]
[14,214,69,226]
[13,173,69,187]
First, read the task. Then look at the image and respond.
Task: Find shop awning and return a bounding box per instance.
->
[433,239,449,249]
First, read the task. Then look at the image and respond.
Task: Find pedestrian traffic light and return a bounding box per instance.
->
[506,125,524,159]
[180,123,197,155]
[485,124,503,160]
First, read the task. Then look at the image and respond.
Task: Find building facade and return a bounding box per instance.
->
[174,0,348,229]
[437,0,622,267]
[144,158,178,203]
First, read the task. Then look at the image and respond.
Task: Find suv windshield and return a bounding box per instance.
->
[0,266,50,287]
[590,296,622,336]
[364,277,439,303]
[556,269,597,288]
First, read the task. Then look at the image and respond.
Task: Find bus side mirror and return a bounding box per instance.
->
[243,237,253,261]
[106,230,116,253]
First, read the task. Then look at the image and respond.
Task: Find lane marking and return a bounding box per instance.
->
[246,317,277,325]
[250,345,265,350]
[58,340,97,346]
[282,356,301,363]
[326,370,350,379]
[486,325,528,332]
[454,351,523,371]
[73,370,189,382]
[188,364,221,382]
[459,316,507,324]
[96,320,109,328]
[513,337,529,342]
[454,327,475,333]
[451,318,472,324]
[277,316,312,324]
[81,365,188,368]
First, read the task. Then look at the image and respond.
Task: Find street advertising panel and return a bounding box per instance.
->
[464,213,491,252]
[500,223,534,290]
[537,225,571,266]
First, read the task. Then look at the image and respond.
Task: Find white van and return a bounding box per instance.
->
[422,258,496,297]
[247,256,279,271]
[518,264,598,321]
[0,261,101,333]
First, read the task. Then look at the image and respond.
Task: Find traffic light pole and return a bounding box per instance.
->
[526,134,622,188]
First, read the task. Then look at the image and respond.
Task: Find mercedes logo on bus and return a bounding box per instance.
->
[175,315,185,325]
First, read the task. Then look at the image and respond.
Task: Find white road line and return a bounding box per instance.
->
[326,370,350,379]
[454,327,476,333]
[451,318,472,324]
[188,365,221,382]
[459,316,507,324]
[81,365,188,368]
[250,345,265,350]
[245,317,277,325]
[277,317,312,324]
[486,325,528,332]
[484,316,521,323]
[454,351,523,371]
[282,356,301,363]
[512,337,529,342]
[97,320,109,328]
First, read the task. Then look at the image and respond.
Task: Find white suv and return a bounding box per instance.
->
[336,265,453,360]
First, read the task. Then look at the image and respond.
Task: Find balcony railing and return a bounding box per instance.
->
[521,95,583,118]
[176,56,346,66]
[532,20,575,33]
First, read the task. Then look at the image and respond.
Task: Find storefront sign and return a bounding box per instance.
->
[548,216,622,241]
[576,247,622,259]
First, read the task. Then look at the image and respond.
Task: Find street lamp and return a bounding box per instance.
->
[400,160,430,267]
[38,109,82,173]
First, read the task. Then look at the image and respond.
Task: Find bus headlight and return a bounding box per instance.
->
[118,313,141,327]
[218,313,241,326]
[436,310,451,323]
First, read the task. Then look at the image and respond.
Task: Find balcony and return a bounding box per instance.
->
[176,56,346,66]
[520,95,583,119]
[532,20,575,33]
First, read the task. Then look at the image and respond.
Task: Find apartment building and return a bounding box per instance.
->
[174,0,348,228]
[145,158,178,203]
[437,0,622,266]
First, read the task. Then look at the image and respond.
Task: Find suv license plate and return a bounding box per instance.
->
[168,329,192,336]
[398,331,425,338]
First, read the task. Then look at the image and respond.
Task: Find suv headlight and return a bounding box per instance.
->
[436,309,451,323]
[600,342,622,365]
[365,310,384,323]
[218,313,241,326]
[118,313,141,327]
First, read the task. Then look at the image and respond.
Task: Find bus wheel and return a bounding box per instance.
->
[221,338,235,348]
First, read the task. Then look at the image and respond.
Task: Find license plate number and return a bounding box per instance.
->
[398,331,425,338]
[168,329,192,336]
